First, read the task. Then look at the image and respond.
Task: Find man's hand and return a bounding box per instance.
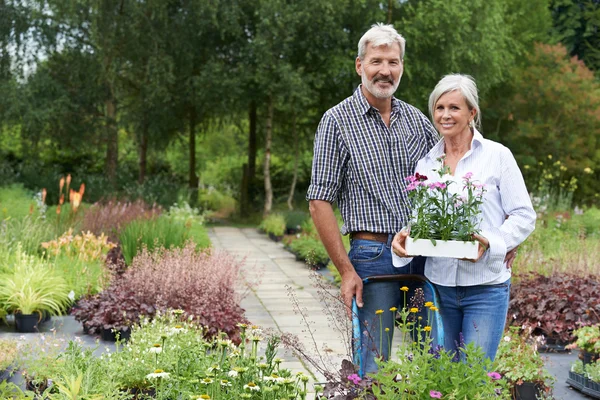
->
[341,270,363,318]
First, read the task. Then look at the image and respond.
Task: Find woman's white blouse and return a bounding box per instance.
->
[392,129,536,286]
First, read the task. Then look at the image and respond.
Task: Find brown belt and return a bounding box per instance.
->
[349,231,391,244]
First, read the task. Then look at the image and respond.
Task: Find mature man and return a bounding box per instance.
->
[307,23,439,372]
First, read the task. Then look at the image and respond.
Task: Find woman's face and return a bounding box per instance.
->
[433,90,476,138]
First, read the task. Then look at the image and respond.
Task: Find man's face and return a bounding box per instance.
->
[356,43,403,100]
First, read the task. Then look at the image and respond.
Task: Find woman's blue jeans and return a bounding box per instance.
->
[435,279,511,362]
[348,237,428,373]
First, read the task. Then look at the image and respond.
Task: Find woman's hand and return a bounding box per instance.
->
[392,230,410,257]
[470,233,490,262]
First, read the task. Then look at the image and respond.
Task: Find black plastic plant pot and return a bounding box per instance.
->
[268,233,283,242]
[101,327,131,342]
[514,381,543,400]
[583,350,600,365]
[14,313,41,333]
[567,371,587,391]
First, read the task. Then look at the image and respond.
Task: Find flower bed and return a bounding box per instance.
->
[72,244,248,341]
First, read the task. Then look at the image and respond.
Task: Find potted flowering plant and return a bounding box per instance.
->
[569,325,600,365]
[404,158,485,259]
[493,327,554,399]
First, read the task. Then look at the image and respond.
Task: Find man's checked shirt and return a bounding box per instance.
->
[307,86,440,235]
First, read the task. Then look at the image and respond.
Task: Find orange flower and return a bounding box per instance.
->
[56,205,62,215]
[59,177,65,194]
[41,188,47,204]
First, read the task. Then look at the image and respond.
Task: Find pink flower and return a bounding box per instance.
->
[347,373,361,385]
[430,390,442,398]
[487,372,501,380]
[463,172,473,180]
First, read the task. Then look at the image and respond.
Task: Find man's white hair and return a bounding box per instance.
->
[357,23,406,60]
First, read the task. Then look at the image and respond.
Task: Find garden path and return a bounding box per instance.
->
[209,226,589,400]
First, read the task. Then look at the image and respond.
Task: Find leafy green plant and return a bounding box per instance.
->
[287,236,329,268]
[0,380,34,399]
[587,361,600,383]
[259,213,286,237]
[0,184,38,220]
[119,216,190,265]
[406,162,485,242]
[0,215,56,256]
[365,300,508,399]
[493,327,554,395]
[0,248,71,315]
[569,325,600,353]
[283,210,309,233]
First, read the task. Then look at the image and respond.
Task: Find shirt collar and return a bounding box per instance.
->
[426,128,485,161]
[353,85,401,116]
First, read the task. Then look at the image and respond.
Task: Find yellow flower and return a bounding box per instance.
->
[584,167,593,174]
[424,302,433,307]
[409,308,419,313]
[423,326,432,332]
[430,306,439,312]
[400,286,409,292]
[375,309,384,315]
[385,328,390,332]
[548,154,553,159]
[389,307,398,312]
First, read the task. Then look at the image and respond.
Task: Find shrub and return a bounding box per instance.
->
[81,199,162,242]
[283,210,309,233]
[287,236,329,268]
[73,244,248,341]
[119,216,191,265]
[199,187,237,214]
[508,272,600,343]
[259,213,286,237]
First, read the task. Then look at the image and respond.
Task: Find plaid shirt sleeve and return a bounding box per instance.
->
[306,112,348,203]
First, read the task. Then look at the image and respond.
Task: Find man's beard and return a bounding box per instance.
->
[362,73,401,99]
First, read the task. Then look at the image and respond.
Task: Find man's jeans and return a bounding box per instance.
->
[348,237,427,373]
[435,279,511,361]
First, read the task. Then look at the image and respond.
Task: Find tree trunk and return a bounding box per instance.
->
[248,100,257,181]
[240,101,258,215]
[138,120,148,184]
[387,0,393,23]
[287,113,298,211]
[189,107,199,190]
[105,96,118,188]
[263,96,274,216]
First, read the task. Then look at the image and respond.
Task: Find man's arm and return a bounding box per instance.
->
[309,199,363,317]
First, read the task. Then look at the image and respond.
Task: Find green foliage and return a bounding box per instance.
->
[0,248,71,315]
[494,327,555,390]
[199,188,237,214]
[119,216,191,265]
[0,185,38,220]
[287,236,330,268]
[0,215,56,256]
[259,213,286,237]
[550,0,600,74]
[283,210,309,231]
[571,325,600,353]
[504,43,600,204]
[49,255,108,300]
[368,305,509,399]
[395,0,547,111]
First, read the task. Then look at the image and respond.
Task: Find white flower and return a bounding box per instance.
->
[169,325,186,335]
[68,290,76,301]
[149,345,162,354]
[503,336,511,342]
[146,370,170,379]
[244,382,260,391]
[220,379,232,387]
[228,370,238,378]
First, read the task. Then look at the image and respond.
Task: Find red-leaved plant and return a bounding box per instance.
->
[508,272,600,343]
[72,243,248,341]
[81,199,162,242]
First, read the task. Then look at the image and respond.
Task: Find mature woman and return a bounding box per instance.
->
[392,74,536,361]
